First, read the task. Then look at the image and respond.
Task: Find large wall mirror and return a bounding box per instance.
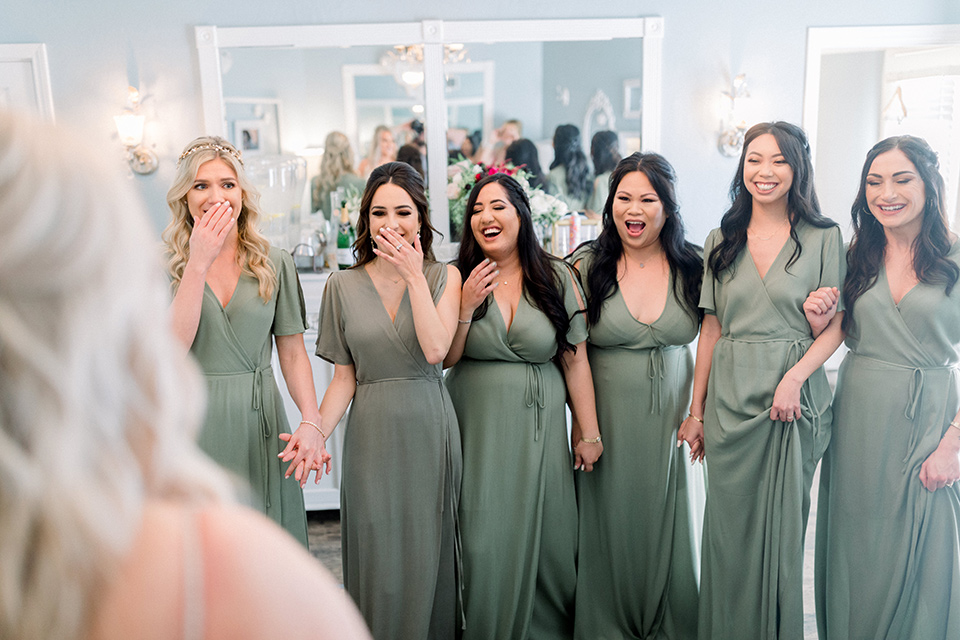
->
[803,24,960,234]
[196,18,663,246]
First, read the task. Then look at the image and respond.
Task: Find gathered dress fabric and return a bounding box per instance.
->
[815,240,960,639]
[315,261,462,640]
[192,247,308,546]
[571,248,703,640]
[698,222,845,639]
[445,260,586,639]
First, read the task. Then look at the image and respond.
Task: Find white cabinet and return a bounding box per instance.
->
[271,271,346,511]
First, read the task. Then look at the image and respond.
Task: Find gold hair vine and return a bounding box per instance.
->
[177,142,243,167]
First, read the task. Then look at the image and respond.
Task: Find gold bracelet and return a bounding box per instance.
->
[581,435,602,444]
[300,420,326,439]
[688,413,704,424]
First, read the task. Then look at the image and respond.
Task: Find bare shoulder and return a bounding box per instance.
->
[201,505,371,640]
[444,262,462,287]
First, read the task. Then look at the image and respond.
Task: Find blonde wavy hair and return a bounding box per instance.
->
[316,131,357,193]
[163,136,276,301]
[0,112,233,639]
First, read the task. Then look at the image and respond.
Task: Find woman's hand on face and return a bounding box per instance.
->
[278,426,332,488]
[919,437,960,492]
[803,286,840,337]
[461,259,500,316]
[771,374,803,424]
[574,440,603,472]
[187,201,235,272]
[677,415,705,463]
[374,226,423,282]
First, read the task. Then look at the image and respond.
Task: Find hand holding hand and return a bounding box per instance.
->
[374,226,423,282]
[187,201,235,273]
[278,423,332,488]
[574,438,603,472]
[677,414,705,463]
[803,286,840,337]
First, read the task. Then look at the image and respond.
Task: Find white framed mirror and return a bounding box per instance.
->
[803,24,960,232]
[195,18,663,244]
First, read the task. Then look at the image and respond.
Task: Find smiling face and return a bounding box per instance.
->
[378,129,397,159]
[186,158,243,221]
[369,181,419,246]
[612,170,666,251]
[743,133,794,205]
[865,148,926,239]
[469,182,521,258]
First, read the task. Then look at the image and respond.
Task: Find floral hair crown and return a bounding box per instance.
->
[177,142,243,168]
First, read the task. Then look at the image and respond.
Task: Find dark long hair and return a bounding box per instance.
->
[456,173,576,359]
[590,130,621,176]
[550,124,591,201]
[708,121,835,278]
[505,139,545,190]
[843,135,959,331]
[353,162,438,266]
[578,152,703,325]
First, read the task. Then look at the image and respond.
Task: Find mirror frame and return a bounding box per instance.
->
[195,17,664,240]
[802,23,960,162]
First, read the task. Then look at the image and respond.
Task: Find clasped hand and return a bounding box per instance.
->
[278,424,332,488]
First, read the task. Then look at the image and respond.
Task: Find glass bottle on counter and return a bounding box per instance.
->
[336,201,355,270]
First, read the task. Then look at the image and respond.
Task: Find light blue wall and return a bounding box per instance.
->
[1,0,957,243]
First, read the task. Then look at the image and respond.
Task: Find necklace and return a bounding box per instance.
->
[375,260,402,284]
[748,218,789,241]
[624,248,662,271]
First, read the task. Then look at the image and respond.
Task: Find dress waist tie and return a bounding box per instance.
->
[850,352,959,472]
[648,345,665,415]
[252,366,273,509]
[525,363,547,441]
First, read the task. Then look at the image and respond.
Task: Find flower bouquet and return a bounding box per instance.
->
[447,156,568,243]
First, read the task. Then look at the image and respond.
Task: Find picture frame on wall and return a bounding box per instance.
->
[225,98,282,155]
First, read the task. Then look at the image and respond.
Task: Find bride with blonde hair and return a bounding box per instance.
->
[0,113,369,640]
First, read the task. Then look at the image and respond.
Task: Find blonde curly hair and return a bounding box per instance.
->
[316,131,357,193]
[163,136,276,301]
[0,113,232,640]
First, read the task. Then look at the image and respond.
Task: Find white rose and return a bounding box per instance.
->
[446,181,461,199]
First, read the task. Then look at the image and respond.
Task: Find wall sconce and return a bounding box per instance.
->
[114,86,158,175]
[718,73,751,157]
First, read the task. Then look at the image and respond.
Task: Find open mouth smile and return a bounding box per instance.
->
[754,182,778,194]
[481,227,502,239]
[624,220,646,236]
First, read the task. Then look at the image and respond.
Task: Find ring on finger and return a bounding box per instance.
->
[786,416,794,422]
[396,243,403,251]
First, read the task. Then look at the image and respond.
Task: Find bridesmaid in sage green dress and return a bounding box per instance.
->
[166,137,327,546]
[686,122,846,639]
[315,163,462,639]
[444,172,602,639]
[814,136,960,639]
[570,152,703,640]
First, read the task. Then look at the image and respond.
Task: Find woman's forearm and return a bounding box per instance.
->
[170,262,208,348]
[408,267,461,365]
[562,344,599,439]
[690,314,720,418]
[276,334,321,424]
[317,364,358,438]
[783,312,845,385]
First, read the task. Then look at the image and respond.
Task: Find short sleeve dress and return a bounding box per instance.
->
[571,246,702,640]
[815,240,960,639]
[315,261,462,640]
[445,259,586,640]
[697,221,845,639]
[192,247,309,546]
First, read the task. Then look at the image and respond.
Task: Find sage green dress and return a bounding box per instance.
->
[548,165,589,213]
[192,247,308,546]
[698,222,844,639]
[815,240,960,639]
[571,247,702,640]
[316,262,462,640]
[445,259,586,640]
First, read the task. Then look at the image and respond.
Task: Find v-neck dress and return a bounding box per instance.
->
[570,247,702,640]
[698,222,845,639]
[191,247,308,546]
[815,241,960,639]
[445,259,587,640]
[316,261,462,640]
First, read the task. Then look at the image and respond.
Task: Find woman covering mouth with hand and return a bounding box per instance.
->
[444,172,601,639]
[690,121,846,639]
